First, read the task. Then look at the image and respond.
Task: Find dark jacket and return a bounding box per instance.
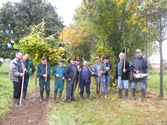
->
[129,56,147,82]
[63,64,78,79]
[115,60,130,80]
[80,67,93,84]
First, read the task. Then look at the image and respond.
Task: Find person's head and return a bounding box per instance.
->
[15,51,23,60]
[59,59,64,66]
[70,58,75,65]
[119,52,125,61]
[104,57,109,63]
[135,49,142,57]
[83,61,88,67]
[76,59,80,65]
[95,57,99,63]
[41,57,47,64]
[23,53,29,61]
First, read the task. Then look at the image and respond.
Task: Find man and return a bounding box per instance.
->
[37,57,51,102]
[103,56,112,94]
[52,59,65,103]
[64,58,79,103]
[93,57,106,98]
[115,52,130,100]
[75,59,81,89]
[22,53,35,102]
[129,49,148,102]
[9,51,26,107]
[79,61,94,100]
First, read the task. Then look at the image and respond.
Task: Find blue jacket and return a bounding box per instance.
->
[80,67,93,84]
[52,65,65,84]
[37,63,51,84]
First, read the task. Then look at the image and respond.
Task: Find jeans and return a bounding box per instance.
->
[117,76,129,89]
[23,76,29,92]
[131,82,145,90]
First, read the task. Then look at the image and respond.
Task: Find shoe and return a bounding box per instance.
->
[66,99,71,103]
[80,94,83,100]
[118,89,122,99]
[131,89,136,101]
[71,98,76,101]
[46,92,50,102]
[40,91,43,103]
[54,93,57,102]
[23,92,26,102]
[87,94,89,99]
[124,89,128,100]
[141,90,146,102]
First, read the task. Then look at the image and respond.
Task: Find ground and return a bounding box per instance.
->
[0,62,167,125]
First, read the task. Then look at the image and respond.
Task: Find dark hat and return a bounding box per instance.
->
[76,59,80,61]
[135,49,142,53]
[59,59,64,62]
[41,57,46,60]
[104,56,109,59]
[71,58,75,61]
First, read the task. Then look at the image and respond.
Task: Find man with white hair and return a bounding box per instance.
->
[129,49,147,102]
[79,61,94,100]
[115,52,130,100]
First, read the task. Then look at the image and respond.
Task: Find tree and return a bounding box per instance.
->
[0,0,64,59]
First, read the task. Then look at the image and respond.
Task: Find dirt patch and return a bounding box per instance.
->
[1,91,49,125]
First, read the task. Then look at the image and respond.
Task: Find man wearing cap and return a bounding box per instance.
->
[64,58,79,103]
[75,59,81,89]
[129,49,147,102]
[103,56,112,94]
[37,57,51,102]
[52,59,65,102]
[115,52,130,100]
[22,53,35,102]
[93,57,107,98]
[9,51,26,108]
[79,61,94,100]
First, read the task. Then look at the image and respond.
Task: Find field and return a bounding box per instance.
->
[0,61,167,124]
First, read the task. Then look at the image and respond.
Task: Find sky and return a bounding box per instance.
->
[0,0,166,63]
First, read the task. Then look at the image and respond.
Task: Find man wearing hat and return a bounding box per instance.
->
[93,57,107,98]
[64,58,79,103]
[103,56,112,94]
[129,49,148,102]
[52,59,65,102]
[115,52,130,100]
[37,57,51,102]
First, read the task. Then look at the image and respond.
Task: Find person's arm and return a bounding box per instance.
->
[125,61,130,72]
[63,65,70,79]
[93,65,98,76]
[37,64,44,77]
[109,63,112,69]
[52,66,57,77]
[47,63,51,75]
[10,62,20,77]
[140,59,148,73]
[102,63,106,74]
[30,62,35,75]
[129,60,137,72]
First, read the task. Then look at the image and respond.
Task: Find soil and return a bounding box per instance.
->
[1,90,49,125]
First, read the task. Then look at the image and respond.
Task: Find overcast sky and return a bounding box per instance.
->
[0,0,166,63]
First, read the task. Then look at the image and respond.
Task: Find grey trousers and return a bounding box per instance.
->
[66,77,76,100]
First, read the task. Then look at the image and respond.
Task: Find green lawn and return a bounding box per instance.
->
[0,61,10,73]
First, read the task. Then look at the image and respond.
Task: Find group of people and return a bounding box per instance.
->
[9,48,147,108]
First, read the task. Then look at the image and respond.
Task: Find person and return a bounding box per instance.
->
[9,51,26,107]
[79,61,94,100]
[129,49,148,102]
[115,52,130,100]
[103,56,112,94]
[52,59,65,103]
[75,59,81,89]
[37,57,51,102]
[64,58,79,103]
[22,53,35,102]
[93,57,107,98]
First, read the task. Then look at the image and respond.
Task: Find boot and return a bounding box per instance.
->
[118,89,122,99]
[17,98,20,105]
[39,91,43,103]
[124,89,128,100]
[131,89,136,101]
[80,94,83,100]
[97,92,100,99]
[23,92,26,102]
[141,90,146,102]
[58,93,62,102]
[87,94,89,99]
[13,99,18,108]
[54,93,57,102]
[46,92,50,102]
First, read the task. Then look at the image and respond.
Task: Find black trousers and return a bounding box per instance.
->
[13,80,22,99]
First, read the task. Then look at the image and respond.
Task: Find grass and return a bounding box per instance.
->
[47,76,167,125]
[148,75,167,95]
[0,61,10,73]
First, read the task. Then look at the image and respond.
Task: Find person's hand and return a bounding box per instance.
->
[20,73,24,77]
[106,67,110,71]
[98,73,101,77]
[56,74,59,77]
[43,74,47,78]
[92,72,94,75]
[23,68,27,72]
[123,69,126,73]
[100,71,103,74]
[136,70,139,74]
[68,78,71,81]
[62,77,65,80]
[79,68,81,72]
